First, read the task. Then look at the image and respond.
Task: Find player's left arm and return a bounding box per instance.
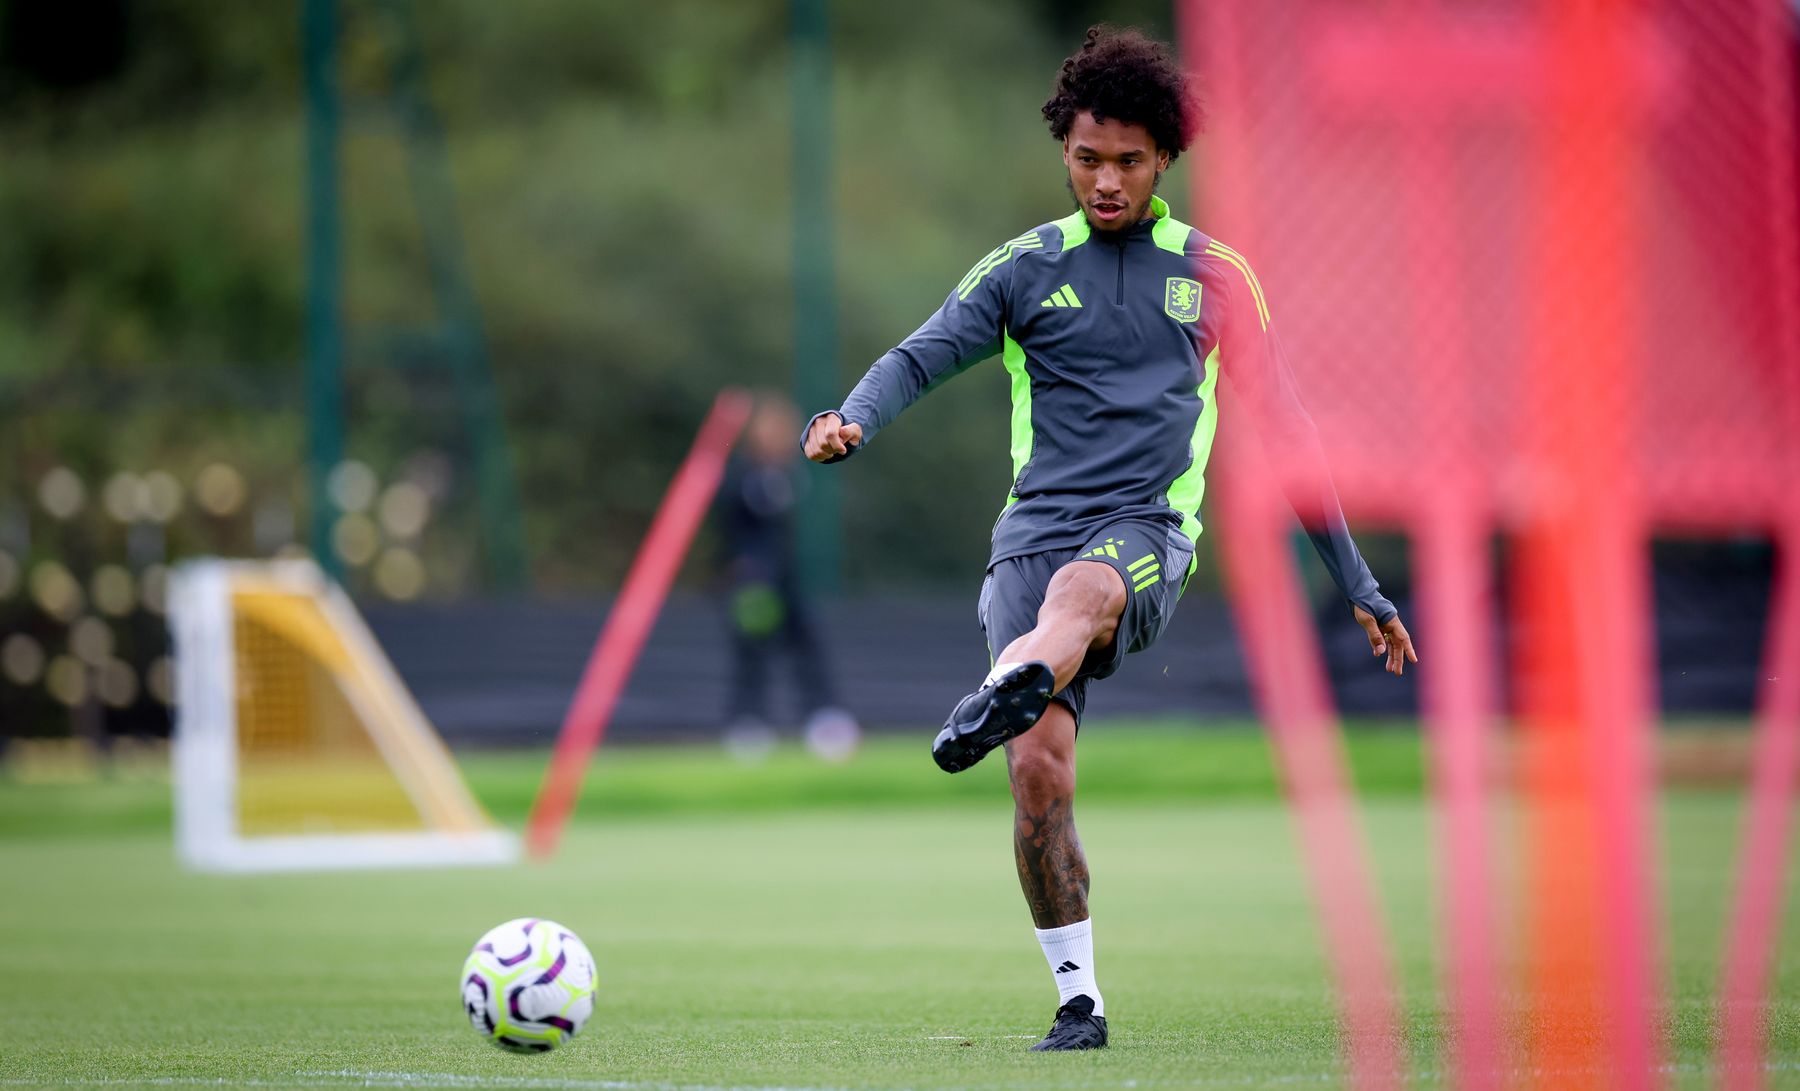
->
[1212,249,1418,676]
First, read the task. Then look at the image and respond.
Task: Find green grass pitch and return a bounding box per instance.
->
[1,723,1796,1090]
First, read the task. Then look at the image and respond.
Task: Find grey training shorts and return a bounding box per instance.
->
[977,517,1194,726]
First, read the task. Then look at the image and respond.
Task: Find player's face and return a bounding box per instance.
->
[1062,112,1169,233]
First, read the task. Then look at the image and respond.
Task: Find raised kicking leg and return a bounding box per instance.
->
[933,560,1125,772]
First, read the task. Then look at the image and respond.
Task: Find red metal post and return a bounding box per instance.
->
[526,388,755,857]
[1516,6,1661,1087]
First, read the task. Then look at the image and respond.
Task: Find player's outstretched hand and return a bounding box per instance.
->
[1353,606,1417,676]
[803,412,864,462]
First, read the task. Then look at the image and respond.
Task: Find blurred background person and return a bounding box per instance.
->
[715,391,860,761]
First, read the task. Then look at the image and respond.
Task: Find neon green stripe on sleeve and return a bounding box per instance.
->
[957,233,1043,301]
[1206,242,1271,329]
[1001,331,1033,508]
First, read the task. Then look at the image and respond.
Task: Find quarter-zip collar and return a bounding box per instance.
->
[1089,195,1172,302]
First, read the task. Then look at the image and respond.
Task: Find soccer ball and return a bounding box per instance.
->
[460,918,597,1053]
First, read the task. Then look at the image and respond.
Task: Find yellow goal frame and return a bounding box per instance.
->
[169,559,517,872]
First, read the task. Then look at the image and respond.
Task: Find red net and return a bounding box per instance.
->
[1177,3,1800,1088]
[1184,0,1800,529]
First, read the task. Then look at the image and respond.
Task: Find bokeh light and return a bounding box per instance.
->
[328,460,379,514]
[1,633,45,685]
[38,466,85,520]
[45,655,87,707]
[332,513,381,567]
[195,462,248,517]
[69,616,115,666]
[374,547,427,600]
[102,472,147,523]
[29,561,84,622]
[90,565,137,617]
[97,659,139,709]
[377,482,430,539]
[142,471,183,523]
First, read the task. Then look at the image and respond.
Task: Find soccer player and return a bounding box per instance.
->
[802,26,1417,1051]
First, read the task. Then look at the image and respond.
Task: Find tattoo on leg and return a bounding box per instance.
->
[1013,795,1090,929]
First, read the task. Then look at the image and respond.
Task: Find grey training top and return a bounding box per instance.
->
[810,196,1395,623]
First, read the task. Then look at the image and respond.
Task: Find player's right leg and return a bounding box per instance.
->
[933,559,1125,773]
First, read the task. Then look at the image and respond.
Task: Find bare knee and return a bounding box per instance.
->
[1007,714,1076,813]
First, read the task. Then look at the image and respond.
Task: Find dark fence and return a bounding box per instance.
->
[364,539,1771,746]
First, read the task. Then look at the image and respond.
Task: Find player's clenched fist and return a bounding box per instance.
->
[803,412,864,462]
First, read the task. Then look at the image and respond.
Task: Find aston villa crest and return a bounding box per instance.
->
[1164,277,1201,323]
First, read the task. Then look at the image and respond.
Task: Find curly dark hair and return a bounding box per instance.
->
[1042,25,1201,160]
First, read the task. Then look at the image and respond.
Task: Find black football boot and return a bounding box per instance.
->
[1029,994,1108,1051]
[931,660,1055,773]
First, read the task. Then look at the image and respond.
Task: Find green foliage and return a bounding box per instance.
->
[0,0,1204,592]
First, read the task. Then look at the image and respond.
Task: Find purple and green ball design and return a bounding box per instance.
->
[460,917,597,1053]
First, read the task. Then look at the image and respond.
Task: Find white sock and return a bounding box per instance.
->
[1035,918,1103,1016]
[983,661,1024,686]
